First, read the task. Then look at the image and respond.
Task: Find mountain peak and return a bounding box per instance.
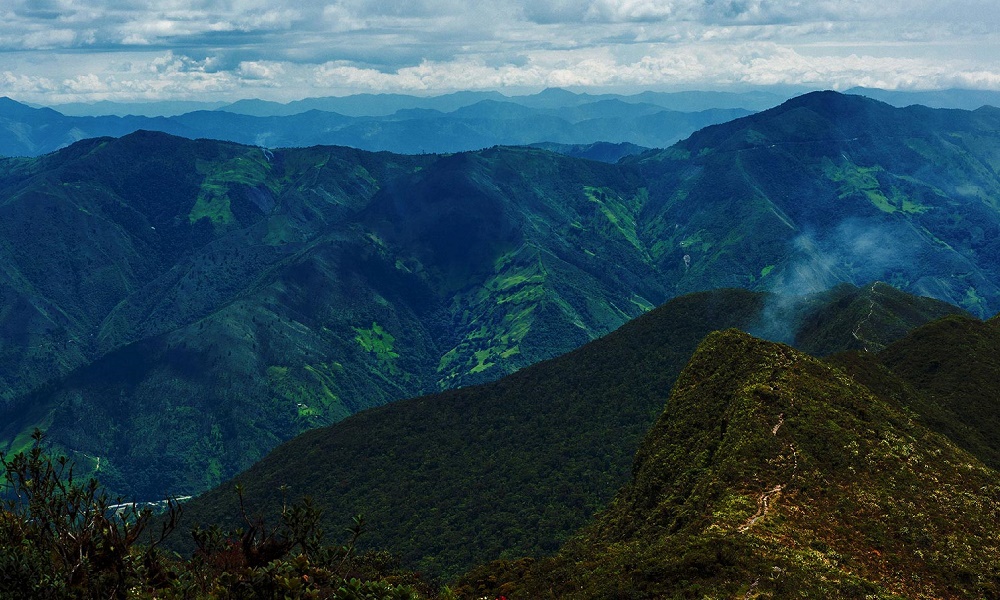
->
[499,330,1000,597]
[536,87,577,97]
[0,96,61,118]
[773,88,898,116]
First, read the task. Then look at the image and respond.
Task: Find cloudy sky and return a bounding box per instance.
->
[1,0,998,103]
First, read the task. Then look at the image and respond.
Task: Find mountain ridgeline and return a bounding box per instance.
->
[482,326,1000,598]
[4,91,1000,501]
[0,91,752,158]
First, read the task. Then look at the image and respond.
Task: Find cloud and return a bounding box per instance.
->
[15,0,64,20]
[1,71,58,95]
[747,216,926,344]
[0,0,996,102]
[237,60,285,81]
[310,43,1000,94]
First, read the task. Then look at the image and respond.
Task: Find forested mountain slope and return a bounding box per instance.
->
[5,91,1000,501]
[481,329,1000,598]
[172,286,965,575]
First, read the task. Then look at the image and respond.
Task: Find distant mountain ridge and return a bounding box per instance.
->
[41,99,230,118]
[0,90,760,157]
[629,90,1000,314]
[527,141,650,163]
[846,86,1000,110]
[49,88,786,118]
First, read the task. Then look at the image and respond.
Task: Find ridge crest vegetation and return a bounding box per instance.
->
[473,330,1000,598]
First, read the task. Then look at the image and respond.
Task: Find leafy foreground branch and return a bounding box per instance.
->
[0,431,466,599]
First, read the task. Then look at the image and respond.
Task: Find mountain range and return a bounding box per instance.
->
[845,86,1000,110]
[45,87,1000,118]
[48,88,785,118]
[5,90,1000,505]
[0,92,752,158]
[4,87,1000,596]
[12,88,999,162]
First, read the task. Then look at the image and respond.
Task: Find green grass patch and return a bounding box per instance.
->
[190,151,275,224]
[469,349,495,374]
[824,159,930,215]
[630,295,655,312]
[962,287,987,314]
[437,251,546,382]
[4,410,56,456]
[267,363,347,424]
[900,195,930,215]
[353,165,378,187]
[437,348,461,373]
[354,322,400,363]
[500,346,521,359]
[864,189,896,213]
[584,185,646,253]
[679,229,712,252]
[189,186,234,224]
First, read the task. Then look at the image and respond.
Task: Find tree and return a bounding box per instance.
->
[0,429,178,599]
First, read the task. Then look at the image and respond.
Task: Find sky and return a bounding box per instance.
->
[1,0,998,104]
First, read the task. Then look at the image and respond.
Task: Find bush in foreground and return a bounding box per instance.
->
[0,431,438,599]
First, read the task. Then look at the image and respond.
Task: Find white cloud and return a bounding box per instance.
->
[1,70,58,95]
[63,73,105,93]
[586,0,684,23]
[237,60,285,80]
[0,0,996,101]
[310,43,1000,93]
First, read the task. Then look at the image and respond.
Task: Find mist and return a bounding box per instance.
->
[748,217,930,344]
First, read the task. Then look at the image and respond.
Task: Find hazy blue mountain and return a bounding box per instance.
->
[503,88,788,112]
[214,98,295,117]
[220,91,509,118]
[1,95,753,157]
[846,86,1000,110]
[0,97,194,156]
[215,88,783,118]
[48,100,229,117]
[40,88,787,122]
[622,89,789,111]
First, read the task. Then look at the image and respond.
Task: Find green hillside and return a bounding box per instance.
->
[0,139,666,498]
[3,290,997,598]
[483,330,1000,598]
[790,281,971,356]
[632,92,1000,314]
[870,314,1000,470]
[171,285,965,577]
